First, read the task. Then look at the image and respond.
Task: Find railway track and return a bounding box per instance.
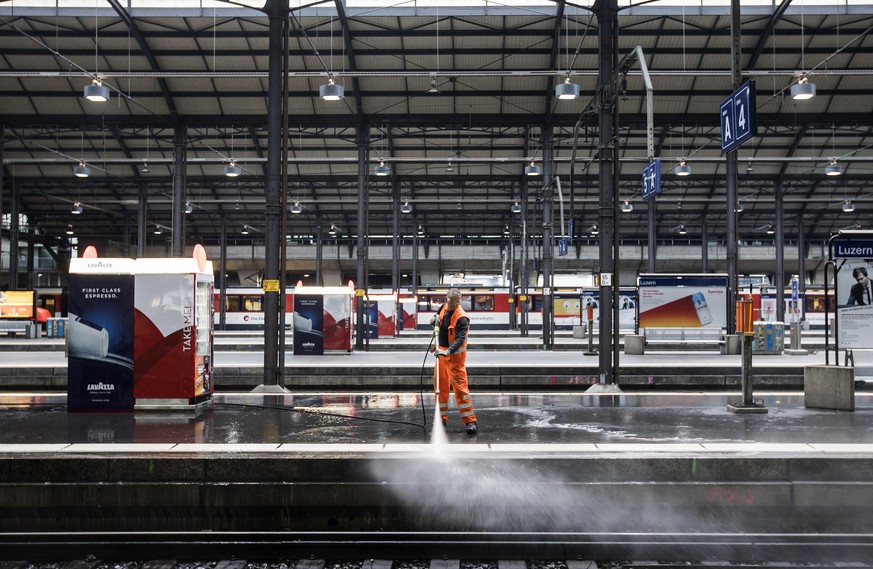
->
[1,532,872,566]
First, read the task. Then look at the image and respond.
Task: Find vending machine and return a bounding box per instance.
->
[133,251,214,407]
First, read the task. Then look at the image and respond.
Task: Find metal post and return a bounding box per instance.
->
[219,218,227,331]
[725,0,741,334]
[171,127,187,257]
[9,178,19,289]
[261,0,289,389]
[137,182,147,257]
[355,127,369,350]
[596,0,617,387]
[520,181,529,337]
[775,180,785,322]
[542,127,554,350]
[315,219,323,286]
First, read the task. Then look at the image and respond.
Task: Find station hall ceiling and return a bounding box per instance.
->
[1,0,873,251]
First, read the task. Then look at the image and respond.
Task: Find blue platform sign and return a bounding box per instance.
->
[642,158,661,201]
[720,80,757,154]
[558,237,568,257]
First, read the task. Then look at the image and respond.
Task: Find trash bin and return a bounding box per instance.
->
[25,323,38,339]
[752,321,784,354]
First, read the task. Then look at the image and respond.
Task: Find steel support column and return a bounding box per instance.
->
[519,181,529,337]
[316,219,323,286]
[647,199,656,273]
[137,182,147,257]
[171,127,187,257]
[219,217,227,331]
[775,181,785,322]
[262,0,289,387]
[597,0,617,385]
[9,179,18,290]
[542,127,554,350]
[392,177,401,334]
[725,0,742,332]
[355,126,370,350]
[701,217,709,272]
[798,217,806,299]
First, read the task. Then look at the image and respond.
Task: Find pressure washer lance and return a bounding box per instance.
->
[432,320,441,398]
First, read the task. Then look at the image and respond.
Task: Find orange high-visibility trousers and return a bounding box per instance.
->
[434,349,476,425]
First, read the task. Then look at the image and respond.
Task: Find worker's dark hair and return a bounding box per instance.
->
[853,267,868,278]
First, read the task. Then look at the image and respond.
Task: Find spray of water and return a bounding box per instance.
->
[431,400,448,447]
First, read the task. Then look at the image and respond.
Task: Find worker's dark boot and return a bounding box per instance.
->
[465,421,478,435]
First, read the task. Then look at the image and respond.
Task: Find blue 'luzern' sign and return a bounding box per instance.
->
[642,158,661,201]
[833,239,873,258]
[720,80,757,154]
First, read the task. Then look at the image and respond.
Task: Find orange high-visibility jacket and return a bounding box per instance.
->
[438,303,470,354]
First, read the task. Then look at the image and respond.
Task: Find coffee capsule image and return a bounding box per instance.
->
[67,313,110,359]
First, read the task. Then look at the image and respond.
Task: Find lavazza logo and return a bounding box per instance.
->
[87,382,115,391]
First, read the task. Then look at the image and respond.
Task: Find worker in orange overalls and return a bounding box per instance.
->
[432,287,478,434]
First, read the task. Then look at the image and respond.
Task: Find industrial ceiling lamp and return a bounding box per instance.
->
[511,201,522,214]
[675,160,691,176]
[84,78,110,102]
[319,77,344,101]
[524,161,542,176]
[185,201,193,214]
[328,224,337,236]
[446,161,454,173]
[417,225,424,236]
[825,159,843,176]
[71,202,83,215]
[400,201,413,214]
[65,224,75,235]
[141,161,150,174]
[224,160,241,177]
[678,225,687,235]
[791,77,816,100]
[590,224,599,236]
[73,162,91,178]
[842,199,855,213]
[766,224,775,235]
[374,161,390,176]
[290,202,303,214]
[503,225,510,236]
[555,76,580,100]
[241,225,249,235]
[620,200,633,213]
[154,224,162,235]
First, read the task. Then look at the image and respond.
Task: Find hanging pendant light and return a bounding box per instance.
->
[400,201,413,214]
[66,225,75,235]
[73,162,91,178]
[675,161,691,176]
[224,160,241,177]
[320,77,344,101]
[290,202,303,214]
[555,76,580,100]
[374,161,390,176]
[524,161,542,176]
[825,160,843,176]
[83,78,110,102]
[620,200,633,213]
[791,76,816,100]
[842,199,855,213]
[511,201,522,214]
[71,202,83,215]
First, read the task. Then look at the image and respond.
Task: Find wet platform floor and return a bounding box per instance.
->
[1,391,872,448]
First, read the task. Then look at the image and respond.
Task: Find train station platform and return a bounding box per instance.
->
[0,330,858,391]
[0,390,872,562]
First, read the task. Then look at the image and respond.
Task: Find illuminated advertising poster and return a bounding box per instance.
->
[294,294,324,355]
[638,274,728,329]
[323,292,352,352]
[563,289,638,329]
[67,269,135,411]
[833,236,873,349]
[0,290,34,318]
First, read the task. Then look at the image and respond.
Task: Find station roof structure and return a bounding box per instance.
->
[1,0,872,250]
